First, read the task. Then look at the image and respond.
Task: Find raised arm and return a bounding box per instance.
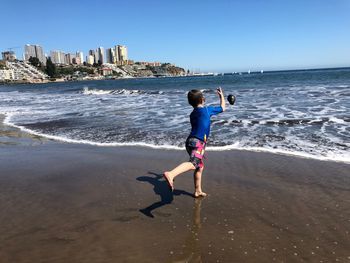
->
[217,87,226,112]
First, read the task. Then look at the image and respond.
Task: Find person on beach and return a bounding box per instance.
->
[163,87,226,197]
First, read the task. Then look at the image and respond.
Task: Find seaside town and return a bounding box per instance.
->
[0,44,187,83]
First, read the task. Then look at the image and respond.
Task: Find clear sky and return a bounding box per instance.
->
[2,0,350,72]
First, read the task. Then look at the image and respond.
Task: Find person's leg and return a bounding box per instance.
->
[193,167,207,197]
[164,162,196,181]
[163,137,203,191]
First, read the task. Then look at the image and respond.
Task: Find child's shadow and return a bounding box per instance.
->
[137,172,193,218]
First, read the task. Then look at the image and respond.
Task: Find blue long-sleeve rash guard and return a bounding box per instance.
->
[189,106,223,142]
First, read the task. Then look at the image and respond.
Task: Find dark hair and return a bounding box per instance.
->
[187,89,204,107]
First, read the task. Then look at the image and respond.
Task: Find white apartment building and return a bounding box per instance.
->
[118,45,128,61]
[50,50,65,64]
[0,69,13,81]
[114,45,119,62]
[97,47,104,64]
[24,44,46,65]
[86,55,94,65]
[4,61,48,81]
[35,45,46,65]
[76,51,84,64]
[106,48,117,64]
[24,44,36,61]
[65,53,75,64]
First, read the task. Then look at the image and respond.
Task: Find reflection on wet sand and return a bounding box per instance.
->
[172,198,203,263]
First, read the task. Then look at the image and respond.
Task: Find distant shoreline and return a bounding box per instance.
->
[1,66,350,86]
[222,66,350,75]
[0,74,188,86]
[259,66,350,74]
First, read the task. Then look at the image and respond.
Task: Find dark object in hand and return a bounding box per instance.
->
[227,94,236,105]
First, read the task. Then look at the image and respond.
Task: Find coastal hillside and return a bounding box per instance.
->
[0,60,186,83]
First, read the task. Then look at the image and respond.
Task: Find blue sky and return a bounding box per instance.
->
[2,0,350,72]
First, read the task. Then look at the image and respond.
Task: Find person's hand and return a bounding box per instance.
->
[217,87,224,97]
[217,87,226,111]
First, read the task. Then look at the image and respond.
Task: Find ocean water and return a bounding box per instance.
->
[0,68,349,163]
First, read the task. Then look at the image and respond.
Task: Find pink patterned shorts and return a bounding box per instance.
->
[185,137,206,169]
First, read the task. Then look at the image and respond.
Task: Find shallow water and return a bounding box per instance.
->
[0,68,349,162]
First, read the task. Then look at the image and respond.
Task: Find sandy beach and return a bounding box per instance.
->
[0,117,349,263]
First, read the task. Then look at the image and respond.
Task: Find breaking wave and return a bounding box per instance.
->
[81,87,164,95]
[1,69,350,164]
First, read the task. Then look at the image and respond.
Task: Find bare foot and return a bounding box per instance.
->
[163,172,174,191]
[194,191,207,198]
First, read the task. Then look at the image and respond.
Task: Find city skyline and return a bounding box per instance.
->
[2,0,350,72]
[22,44,130,66]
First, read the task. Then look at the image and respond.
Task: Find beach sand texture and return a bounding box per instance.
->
[0,119,349,262]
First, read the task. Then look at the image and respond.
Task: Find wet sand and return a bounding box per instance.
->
[0,120,349,262]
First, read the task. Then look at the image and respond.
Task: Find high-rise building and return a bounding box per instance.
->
[50,50,61,64]
[24,44,36,61]
[64,54,70,64]
[88,50,96,64]
[59,52,66,65]
[94,52,99,64]
[105,48,111,64]
[110,48,116,63]
[35,45,45,65]
[117,45,128,61]
[50,50,59,64]
[97,47,104,64]
[86,55,94,65]
[24,44,46,65]
[106,48,114,64]
[76,51,84,64]
[89,49,100,64]
[65,53,75,65]
[2,51,16,61]
[114,45,119,62]
[72,57,81,65]
[50,50,67,64]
